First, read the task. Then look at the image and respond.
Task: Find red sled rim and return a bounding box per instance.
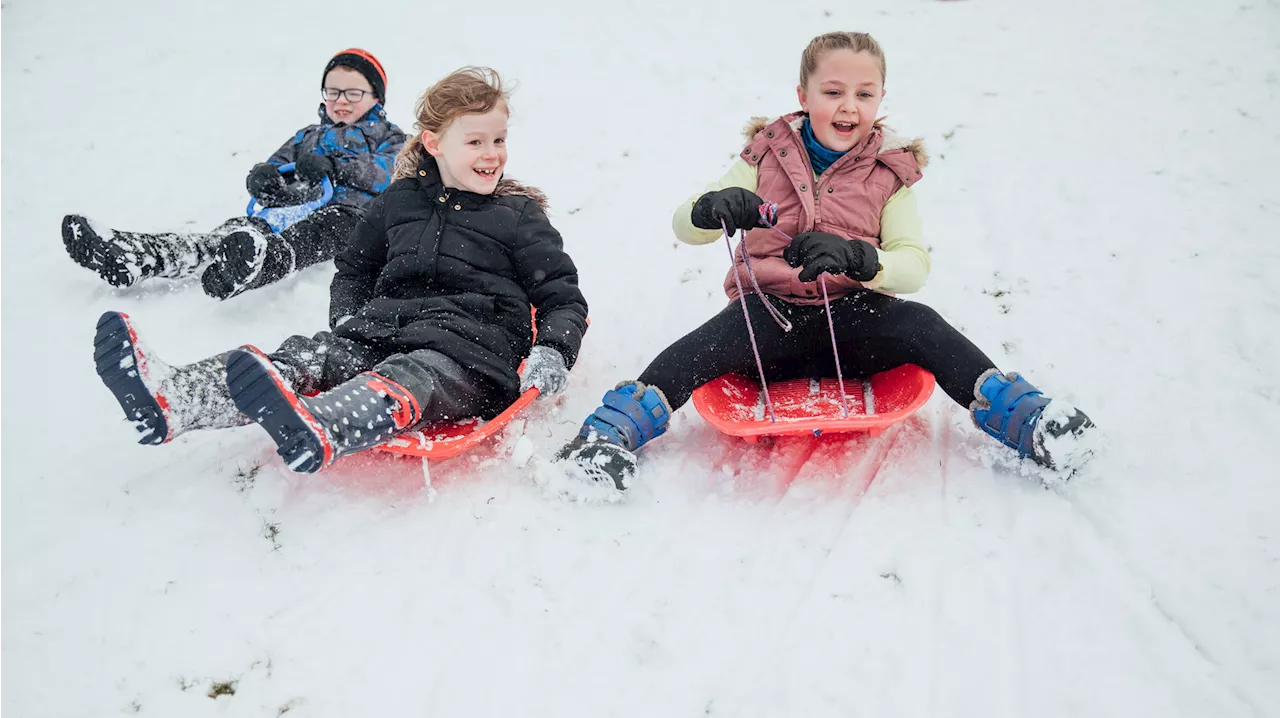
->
[692,364,935,440]
[374,386,539,460]
[374,308,549,460]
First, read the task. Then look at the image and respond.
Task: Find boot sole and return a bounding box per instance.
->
[201,231,265,300]
[226,348,333,473]
[554,436,635,491]
[1037,413,1099,475]
[93,311,171,444]
[63,216,138,288]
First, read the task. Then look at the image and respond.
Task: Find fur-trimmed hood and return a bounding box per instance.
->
[395,154,549,211]
[493,177,549,212]
[742,114,929,169]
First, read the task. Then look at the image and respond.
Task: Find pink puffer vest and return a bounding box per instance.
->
[724,112,924,304]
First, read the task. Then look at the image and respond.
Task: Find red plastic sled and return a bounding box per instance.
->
[374,310,544,461]
[375,386,539,460]
[692,364,935,442]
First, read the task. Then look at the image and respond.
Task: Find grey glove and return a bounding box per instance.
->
[519,345,569,396]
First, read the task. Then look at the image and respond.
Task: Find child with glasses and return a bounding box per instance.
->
[90,67,588,475]
[62,48,406,300]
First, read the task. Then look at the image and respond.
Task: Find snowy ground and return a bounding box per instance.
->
[4,0,1279,715]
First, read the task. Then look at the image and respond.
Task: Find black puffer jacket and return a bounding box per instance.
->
[329,156,588,403]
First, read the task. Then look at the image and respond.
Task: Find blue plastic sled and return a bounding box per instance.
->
[245,162,334,233]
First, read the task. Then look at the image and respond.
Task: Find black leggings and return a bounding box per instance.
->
[638,291,996,410]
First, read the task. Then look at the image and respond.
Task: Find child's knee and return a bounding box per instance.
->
[887,300,948,338]
[374,350,499,423]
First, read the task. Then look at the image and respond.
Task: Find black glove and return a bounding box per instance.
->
[294,153,334,184]
[783,232,881,283]
[690,187,766,235]
[246,163,285,200]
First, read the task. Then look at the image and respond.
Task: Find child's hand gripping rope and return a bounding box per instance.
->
[783,231,880,282]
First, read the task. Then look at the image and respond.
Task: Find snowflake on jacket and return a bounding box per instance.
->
[267,103,406,211]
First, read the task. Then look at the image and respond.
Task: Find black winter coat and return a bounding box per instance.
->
[329,157,588,403]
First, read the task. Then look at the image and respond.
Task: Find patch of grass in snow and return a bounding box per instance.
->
[262,520,281,550]
[207,680,236,699]
[233,461,261,492]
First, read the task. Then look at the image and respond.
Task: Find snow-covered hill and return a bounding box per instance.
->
[3,0,1278,715]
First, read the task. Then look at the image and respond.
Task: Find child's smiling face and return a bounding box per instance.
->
[797,49,885,152]
[423,105,509,195]
[322,66,377,125]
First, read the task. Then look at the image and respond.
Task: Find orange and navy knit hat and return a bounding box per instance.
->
[322,48,387,103]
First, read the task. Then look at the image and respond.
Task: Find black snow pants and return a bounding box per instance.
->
[269,330,508,429]
[260,204,362,280]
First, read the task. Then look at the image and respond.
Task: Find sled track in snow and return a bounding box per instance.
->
[717,427,905,710]
[924,412,958,716]
[1055,492,1265,716]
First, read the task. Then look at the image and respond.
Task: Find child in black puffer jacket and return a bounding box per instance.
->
[91,67,588,474]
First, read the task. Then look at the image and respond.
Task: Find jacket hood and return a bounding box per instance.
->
[742,112,929,168]
[403,155,549,211]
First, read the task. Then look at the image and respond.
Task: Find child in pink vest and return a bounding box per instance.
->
[557,31,1096,490]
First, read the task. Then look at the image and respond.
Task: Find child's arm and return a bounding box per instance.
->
[865,186,931,294]
[671,159,760,245]
[267,130,306,166]
[671,157,930,292]
[511,203,589,367]
[329,195,389,327]
[327,128,406,196]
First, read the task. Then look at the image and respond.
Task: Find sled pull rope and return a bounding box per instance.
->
[757,203,852,418]
[731,203,793,332]
[721,219,778,423]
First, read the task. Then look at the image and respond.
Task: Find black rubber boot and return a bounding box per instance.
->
[225,347,420,473]
[93,311,246,444]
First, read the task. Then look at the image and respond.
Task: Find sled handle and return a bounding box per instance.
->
[245,162,335,218]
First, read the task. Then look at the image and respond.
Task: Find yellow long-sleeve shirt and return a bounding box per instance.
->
[672,158,931,294]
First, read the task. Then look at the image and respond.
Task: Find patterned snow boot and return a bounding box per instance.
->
[200,227,293,300]
[554,381,673,490]
[970,369,1097,473]
[93,311,247,444]
[63,215,219,287]
[225,347,420,473]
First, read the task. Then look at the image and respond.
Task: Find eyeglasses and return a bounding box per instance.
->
[322,87,370,102]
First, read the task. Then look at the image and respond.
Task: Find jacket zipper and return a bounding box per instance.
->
[430,190,450,278]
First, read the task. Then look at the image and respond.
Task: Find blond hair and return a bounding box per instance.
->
[799,32,886,88]
[393,66,511,181]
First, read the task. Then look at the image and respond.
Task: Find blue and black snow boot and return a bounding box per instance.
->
[970,369,1097,473]
[93,311,245,444]
[554,381,673,490]
[225,347,420,473]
